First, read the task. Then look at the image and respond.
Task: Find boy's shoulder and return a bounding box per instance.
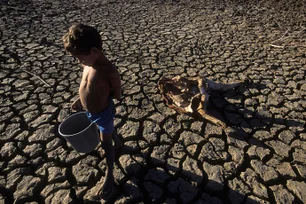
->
[103,63,117,73]
[95,63,118,76]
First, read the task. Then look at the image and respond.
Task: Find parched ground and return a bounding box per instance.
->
[0,0,306,203]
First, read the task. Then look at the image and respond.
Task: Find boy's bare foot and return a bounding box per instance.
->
[99,174,114,200]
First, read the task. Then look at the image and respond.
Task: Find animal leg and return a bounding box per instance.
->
[206,79,242,91]
[197,108,226,128]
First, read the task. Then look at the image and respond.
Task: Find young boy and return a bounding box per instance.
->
[62,24,122,199]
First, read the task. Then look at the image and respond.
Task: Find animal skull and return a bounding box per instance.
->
[158,76,244,128]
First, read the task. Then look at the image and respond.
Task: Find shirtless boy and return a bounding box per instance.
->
[63,24,122,199]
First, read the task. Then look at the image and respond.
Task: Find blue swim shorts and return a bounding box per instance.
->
[86,99,115,135]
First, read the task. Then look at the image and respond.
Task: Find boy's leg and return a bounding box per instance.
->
[113,129,123,149]
[99,132,115,198]
[111,103,122,149]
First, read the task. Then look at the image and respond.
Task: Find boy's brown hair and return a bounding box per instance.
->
[63,24,102,55]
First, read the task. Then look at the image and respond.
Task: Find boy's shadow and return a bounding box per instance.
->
[99,153,262,204]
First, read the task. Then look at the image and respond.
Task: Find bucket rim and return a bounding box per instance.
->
[58,111,96,137]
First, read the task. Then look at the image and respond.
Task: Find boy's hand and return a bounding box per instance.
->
[71,98,83,111]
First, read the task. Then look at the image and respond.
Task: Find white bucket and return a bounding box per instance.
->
[58,112,100,153]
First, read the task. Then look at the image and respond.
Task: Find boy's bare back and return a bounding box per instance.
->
[79,64,115,114]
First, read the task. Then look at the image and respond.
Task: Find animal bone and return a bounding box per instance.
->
[158,76,244,128]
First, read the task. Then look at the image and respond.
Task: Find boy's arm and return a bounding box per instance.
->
[109,68,122,100]
[71,97,83,111]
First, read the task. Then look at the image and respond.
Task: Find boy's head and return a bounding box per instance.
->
[63,24,102,65]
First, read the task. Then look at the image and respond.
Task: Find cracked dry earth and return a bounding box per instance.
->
[1,0,306,203]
